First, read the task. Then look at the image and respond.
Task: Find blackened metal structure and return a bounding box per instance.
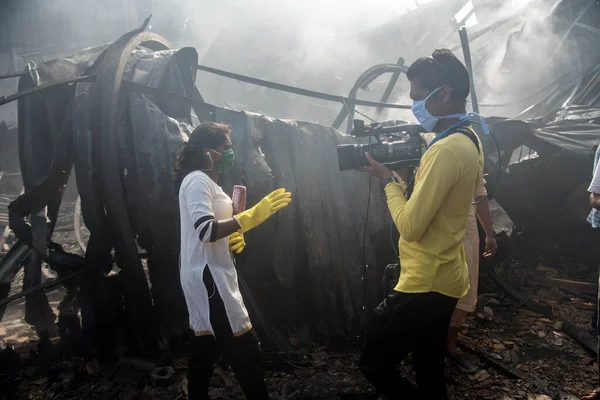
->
[2,19,193,349]
[0,18,411,349]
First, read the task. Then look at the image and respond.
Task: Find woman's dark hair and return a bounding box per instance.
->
[173,122,231,193]
[406,48,470,101]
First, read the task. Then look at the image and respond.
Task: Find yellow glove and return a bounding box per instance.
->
[229,231,246,254]
[234,188,292,232]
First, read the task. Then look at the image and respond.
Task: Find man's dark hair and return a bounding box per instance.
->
[406,49,470,101]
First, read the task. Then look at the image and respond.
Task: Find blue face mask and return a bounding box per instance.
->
[412,87,469,132]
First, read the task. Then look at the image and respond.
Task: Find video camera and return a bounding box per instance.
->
[337,120,426,171]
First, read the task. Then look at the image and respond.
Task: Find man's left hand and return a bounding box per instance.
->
[357,152,393,180]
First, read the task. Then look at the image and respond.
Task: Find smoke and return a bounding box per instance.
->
[158,0,584,123]
[0,0,421,126]
[1,0,596,126]
[151,0,417,67]
[475,0,578,117]
[147,0,421,124]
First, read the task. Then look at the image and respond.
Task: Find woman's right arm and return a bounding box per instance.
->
[183,174,241,243]
[213,218,242,240]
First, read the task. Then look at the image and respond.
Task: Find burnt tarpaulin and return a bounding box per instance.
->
[215,107,392,338]
[120,47,197,335]
[6,46,108,333]
[6,29,203,342]
[480,113,600,257]
[9,45,107,247]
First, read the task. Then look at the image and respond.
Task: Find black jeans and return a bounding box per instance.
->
[188,268,269,400]
[359,291,458,400]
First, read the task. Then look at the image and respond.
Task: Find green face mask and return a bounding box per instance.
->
[212,148,235,174]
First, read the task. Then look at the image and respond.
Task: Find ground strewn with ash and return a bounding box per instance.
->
[1,262,597,400]
[1,200,598,399]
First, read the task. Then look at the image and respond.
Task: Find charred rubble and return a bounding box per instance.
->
[1,19,394,356]
[0,0,599,398]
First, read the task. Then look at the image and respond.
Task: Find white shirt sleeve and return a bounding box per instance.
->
[589,162,600,194]
[182,172,217,243]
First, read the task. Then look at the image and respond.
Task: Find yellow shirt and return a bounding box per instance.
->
[384,128,484,299]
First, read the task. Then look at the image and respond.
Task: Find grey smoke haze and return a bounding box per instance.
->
[0,0,419,124]
[0,0,591,126]
[149,0,422,124]
[148,0,573,124]
[477,0,580,117]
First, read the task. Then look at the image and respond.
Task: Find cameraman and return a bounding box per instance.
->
[357,49,484,399]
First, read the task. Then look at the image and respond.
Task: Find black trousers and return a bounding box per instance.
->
[188,268,269,400]
[596,264,600,386]
[359,290,458,400]
[594,264,599,331]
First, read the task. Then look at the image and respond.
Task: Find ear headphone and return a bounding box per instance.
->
[202,151,214,172]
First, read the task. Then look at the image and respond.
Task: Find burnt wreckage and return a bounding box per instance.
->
[0,0,599,353]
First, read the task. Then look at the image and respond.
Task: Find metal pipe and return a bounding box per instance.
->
[0,240,30,284]
[197,64,411,111]
[0,75,96,108]
[0,251,148,308]
[0,72,25,80]
[0,267,88,308]
[459,26,480,114]
[332,63,409,131]
[375,57,405,118]
[0,262,99,308]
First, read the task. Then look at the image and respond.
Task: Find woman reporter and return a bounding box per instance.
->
[173,122,291,400]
